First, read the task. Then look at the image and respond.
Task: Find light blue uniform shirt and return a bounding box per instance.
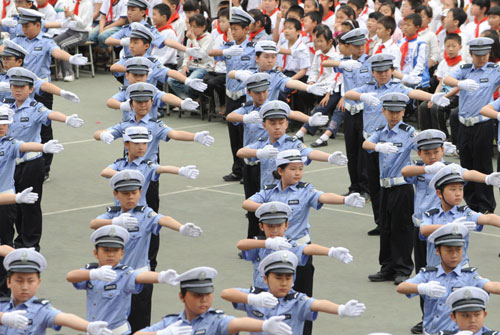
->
[450,63,500,119]
[73,263,142,333]
[217,39,256,94]
[367,121,416,179]
[1,17,47,38]
[0,136,23,192]
[6,98,51,143]
[114,56,169,86]
[0,296,61,335]
[336,54,372,108]
[242,238,309,289]
[233,103,267,147]
[246,69,291,102]
[420,205,483,267]
[233,288,317,334]
[406,264,489,335]
[96,206,163,270]
[108,114,172,164]
[250,182,324,240]
[12,31,59,80]
[247,134,313,188]
[354,79,412,138]
[111,20,165,58]
[112,87,166,120]
[0,72,44,102]
[141,309,235,335]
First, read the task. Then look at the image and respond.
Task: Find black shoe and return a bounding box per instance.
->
[237,251,243,259]
[223,173,242,182]
[293,135,303,142]
[240,178,244,184]
[367,227,380,236]
[43,173,50,183]
[342,189,357,197]
[368,272,394,282]
[359,191,371,202]
[310,139,328,147]
[410,321,423,334]
[394,274,409,285]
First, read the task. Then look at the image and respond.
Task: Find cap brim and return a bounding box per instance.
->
[260,218,288,224]
[436,240,465,247]
[9,80,30,86]
[130,96,153,102]
[248,85,269,92]
[96,241,124,248]
[8,267,40,273]
[263,113,287,119]
[266,267,295,274]
[372,65,392,71]
[127,69,149,75]
[114,185,142,191]
[350,40,366,46]
[453,305,485,312]
[418,143,443,150]
[185,286,214,294]
[384,106,405,112]
[470,49,490,56]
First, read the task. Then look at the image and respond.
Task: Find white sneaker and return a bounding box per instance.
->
[56,72,63,80]
[63,74,75,82]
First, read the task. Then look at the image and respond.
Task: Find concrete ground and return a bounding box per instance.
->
[33,72,500,334]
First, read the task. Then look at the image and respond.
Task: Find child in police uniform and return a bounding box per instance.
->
[89,170,203,332]
[0,248,113,335]
[136,266,293,335]
[220,250,366,334]
[66,225,180,335]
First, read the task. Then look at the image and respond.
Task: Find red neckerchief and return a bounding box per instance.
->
[106,0,115,24]
[400,34,418,68]
[375,43,385,54]
[435,25,443,36]
[418,26,426,33]
[263,8,279,16]
[323,10,334,21]
[2,0,10,18]
[215,19,223,34]
[249,27,264,41]
[157,23,174,32]
[360,5,368,17]
[282,39,302,69]
[48,0,57,4]
[444,52,462,66]
[365,38,373,54]
[37,1,48,8]
[73,0,80,16]
[319,53,329,77]
[222,31,229,42]
[166,10,180,25]
[447,28,461,34]
[474,16,487,37]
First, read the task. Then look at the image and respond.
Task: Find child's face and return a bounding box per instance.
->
[286,12,302,21]
[248,89,269,106]
[10,84,33,102]
[152,9,167,26]
[280,1,291,15]
[436,245,463,270]
[444,39,461,57]
[125,72,148,84]
[444,11,456,29]
[283,22,299,40]
[249,20,261,33]
[319,0,333,11]
[402,19,419,36]
[488,13,500,28]
[372,68,393,85]
[304,0,317,13]
[379,5,393,17]
[374,0,382,11]
[419,10,431,27]
[93,246,124,267]
[470,3,483,16]
[163,0,177,14]
[125,141,148,158]
[338,42,350,55]
[1,56,22,71]
[471,52,490,68]
[442,0,455,8]
[382,108,405,128]
[401,1,414,17]
[450,310,487,334]
[303,16,316,32]
[261,0,278,12]
[348,3,361,14]
[263,117,288,140]
[256,53,277,71]
[417,147,444,165]
[219,16,230,32]
[113,189,141,210]
[336,9,349,23]
[21,22,41,39]
[376,23,390,39]
[190,22,206,37]
[131,99,153,117]
[279,162,304,185]
[437,183,464,206]
[259,222,289,238]
[129,38,150,56]
[180,291,213,316]
[366,18,377,33]
[349,43,365,58]
[264,272,294,298]
[0,124,8,137]
[315,34,333,53]
[230,24,249,41]
[7,272,41,305]
[127,6,145,22]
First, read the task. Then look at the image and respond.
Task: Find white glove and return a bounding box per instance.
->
[15,187,38,204]
[1,310,29,329]
[157,320,192,335]
[486,172,500,186]
[256,144,279,159]
[0,82,11,92]
[87,321,112,335]
[359,92,380,107]
[306,82,329,96]
[452,217,477,231]
[291,48,308,59]
[308,112,329,126]
[338,299,366,317]
[112,213,138,230]
[430,93,450,107]
[457,79,479,91]
[497,112,500,122]
[178,165,199,179]
[402,74,422,86]
[344,192,365,208]
[120,100,131,112]
[180,98,199,111]
[120,37,130,47]
[65,114,84,128]
[247,292,279,308]
[69,53,88,65]
[265,237,292,250]
[424,161,446,174]
[417,281,447,298]
[455,332,473,335]
[222,45,243,56]
[338,59,361,71]
[1,18,17,28]
[158,269,180,285]
[328,246,353,263]
[60,89,80,103]
[186,46,207,59]
[100,131,115,144]
[375,142,398,154]
[89,265,117,282]
[443,141,457,156]
[243,110,263,124]
[43,140,64,154]
[328,151,348,165]
[194,131,214,146]
[262,315,292,335]
[184,78,207,92]
[234,69,253,82]
[179,223,202,237]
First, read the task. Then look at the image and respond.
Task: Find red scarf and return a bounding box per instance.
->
[418,27,426,33]
[249,27,264,41]
[447,28,461,34]
[166,10,180,25]
[375,44,385,54]
[222,31,229,42]
[323,10,334,21]
[365,38,373,55]
[474,16,487,37]
[263,7,279,16]
[37,1,48,8]
[215,20,223,35]
[157,23,174,32]
[444,52,462,67]
[106,0,115,24]
[73,0,80,15]
[435,25,443,36]
[360,5,368,17]
[2,0,10,19]
[319,54,328,77]
[400,34,418,69]
[48,0,57,4]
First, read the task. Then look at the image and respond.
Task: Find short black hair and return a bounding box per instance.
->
[314,23,335,44]
[304,10,322,23]
[153,3,171,19]
[404,13,422,27]
[417,5,433,18]
[218,8,229,19]
[189,13,207,29]
[348,0,365,10]
[377,15,396,35]
[472,0,490,11]
[337,4,357,18]
[379,1,396,14]
[445,32,462,45]
[284,17,302,31]
[450,8,467,26]
[341,18,359,30]
[368,11,384,20]
[287,5,305,18]
[183,0,200,12]
[406,0,421,11]
[487,4,500,14]
[282,0,299,6]
[166,0,180,9]
[249,9,272,33]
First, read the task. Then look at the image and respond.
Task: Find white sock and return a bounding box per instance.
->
[320,134,329,142]
[296,130,305,138]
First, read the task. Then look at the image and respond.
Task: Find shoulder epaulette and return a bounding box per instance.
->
[367,81,376,85]
[208,309,225,314]
[438,331,456,335]
[247,42,255,47]
[399,123,411,132]
[30,101,38,107]
[42,33,51,38]
[244,101,254,107]
[0,297,11,302]
[487,63,499,68]
[114,264,129,270]
[107,205,122,212]
[376,125,385,131]
[484,331,500,335]
[123,55,133,59]
[264,184,277,190]
[285,137,297,142]
[119,86,127,91]
[258,137,266,141]
[250,286,266,294]
[85,262,99,269]
[134,206,146,212]
[33,298,50,305]
[413,160,424,166]
[253,236,266,240]
[420,266,438,272]
[284,292,300,300]
[223,41,234,46]
[461,267,477,273]
[113,157,126,163]
[296,181,309,188]
[4,136,14,142]
[2,98,14,104]
[148,57,157,63]
[122,24,130,28]
[424,208,440,217]
[145,159,154,166]
[144,23,152,28]
[457,205,468,212]
[460,63,473,69]
[16,34,25,38]
[163,313,180,318]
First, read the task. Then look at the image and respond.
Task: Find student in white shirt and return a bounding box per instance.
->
[164,0,186,44]
[372,15,400,68]
[152,3,178,68]
[278,18,311,79]
[89,0,127,49]
[365,11,382,55]
[378,1,403,42]
[400,13,430,88]
[261,0,280,29]
[417,5,439,69]
[348,0,371,28]
[462,0,490,41]
[436,8,470,62]
[320,0,336,30]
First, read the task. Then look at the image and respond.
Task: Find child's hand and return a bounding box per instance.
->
[319,93,330,107]
[64,7,73,17]
[186,28,195,40]
[181,66,188,76]
[337,97,345,112]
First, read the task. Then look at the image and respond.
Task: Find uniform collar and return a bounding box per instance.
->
[437,204,459,216]
[128,156,145,166]
[378,79,395,89]
[385,120,404,133]
[437,263,462,276]
[472,63,490,71]
[278,181,298,192]
[275,133,288,146]
[14,98,35,110]
[12,296,38,309]
[31,30,44,41]
[180,308,214,322]
[133,113,151,124]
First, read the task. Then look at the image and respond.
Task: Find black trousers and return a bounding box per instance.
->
[343,111,367,193]
[243,163,262,238]
[417,96,458,137]
[458,120,496,213]
[14,157,44,250]
[0,204,15,297]
[363,151,380,226]
[449,107,460,145]
[379,184,414,276]
[226,95,245,178]
[413,226,427,316]
[35,93,53,175]
[128,283,153,332]
[293,255,314,335]
[146,180,160,271]
[203,72,226,106]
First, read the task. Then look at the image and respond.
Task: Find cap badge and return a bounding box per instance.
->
[377,55,383,62]
[109,227,116,237]
[270,204,277,213]
[21,251,28,262]
[137,59,142,65]
[464,289,472,300]
[452,224,459,235]
[477,40,484,46]
[281,253,289,262]
[124,172,131,180]
[138,84,144,92]
[198,271,206,280]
